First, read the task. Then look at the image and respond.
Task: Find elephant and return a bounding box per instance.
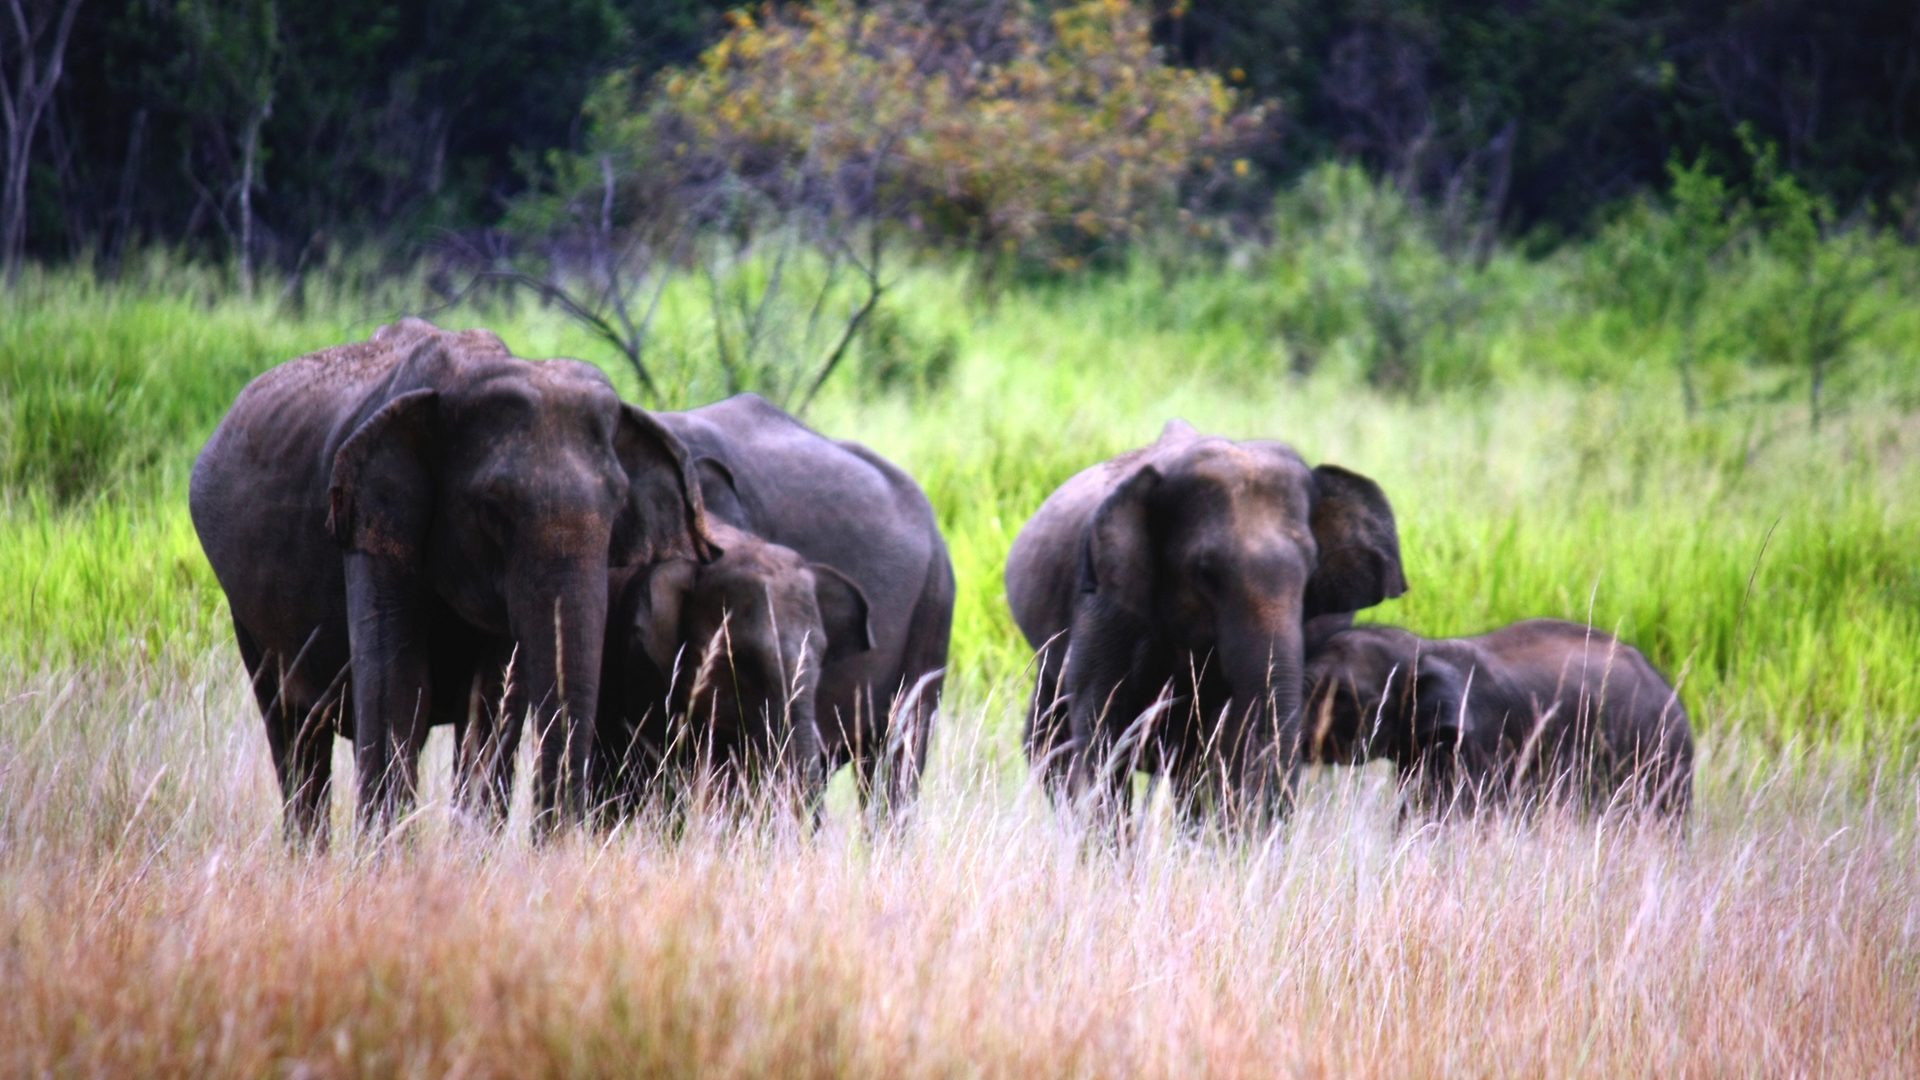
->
[1005,419,1407,825]
[1301,620,1694,818]
[189,318,713,845]
[631,394,955,816]
[593,511,874,819]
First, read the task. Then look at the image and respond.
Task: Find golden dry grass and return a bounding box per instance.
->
[3,656,1917,1077]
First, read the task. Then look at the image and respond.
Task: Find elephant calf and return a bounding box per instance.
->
[654,394,954,816]
[596,518,873,817]
[1301,620,1693,818]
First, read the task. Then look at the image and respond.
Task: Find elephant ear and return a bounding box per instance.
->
[810,564,874,663]
[614,405,722,568]
[692,456,749,527]
[1078,465,1161,616]
[326,388,439,560]
[630,558,697,675]
[1305,464,1408,617]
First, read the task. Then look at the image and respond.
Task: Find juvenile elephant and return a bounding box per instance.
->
[637,394,955,815]
[1006,420,1406,824]
[594,512,874,818]
[189,319,712,844]
[1301,620,1694,818]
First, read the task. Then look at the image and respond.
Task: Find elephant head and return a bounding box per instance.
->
[1068,422,1405,819]
[327,325,715,831]
[1301,626,1469,766]
[614,514,873,808]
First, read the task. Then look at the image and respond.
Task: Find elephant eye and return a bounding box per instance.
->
[474,495,516,543]
[1190,552,1224,587]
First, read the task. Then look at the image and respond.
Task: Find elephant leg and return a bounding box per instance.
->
[821,692,881,818]
[1409,738,1495,821]
[847,691,894,821]
[234,616,278,720]
[427,616,494,823]
[280,702,337,846]
[872,663,941,820]
[1169,755,1218,833]
[1165,700,1228,831]
[1166,677,1237,828]
[1023,638,1071,799]
[583,713,628,828]
[240,620,344,850]
[639,713,690,817]
[1399,755,1443,821]
[1058,605,1164,825]
[854,720,924,825]
[242,626,316,848]
[455,649,521,828]
[864,567,952,822]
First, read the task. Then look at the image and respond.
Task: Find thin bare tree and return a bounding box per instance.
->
[0,0,83,284]
[179,0,280,296]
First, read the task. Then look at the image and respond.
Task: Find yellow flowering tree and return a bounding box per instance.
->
[606,0,1264,268]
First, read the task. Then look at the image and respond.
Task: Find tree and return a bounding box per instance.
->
[1740,129,1888,432]
[642,0,1261,268]
[177,0,280,295]
[0,0,82,283]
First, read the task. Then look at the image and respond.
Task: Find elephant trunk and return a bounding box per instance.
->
[786,692,827,794]
[1216,602,1306,819]
[509,555,611,836]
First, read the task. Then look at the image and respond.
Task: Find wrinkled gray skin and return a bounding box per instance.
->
[1005,420,1407,826]
[595,513,874,818]
[1302,620,1694,818]
[619,394,954,815]
[189,319,712,845]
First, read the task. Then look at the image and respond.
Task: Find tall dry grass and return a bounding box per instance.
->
[3,654,1915,1076]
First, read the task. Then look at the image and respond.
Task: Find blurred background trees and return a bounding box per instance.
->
[6,0,1914,269]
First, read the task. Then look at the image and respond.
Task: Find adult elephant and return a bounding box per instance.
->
[623,394,954,816]
[189,318,712,845]
[1005,420,1406,825]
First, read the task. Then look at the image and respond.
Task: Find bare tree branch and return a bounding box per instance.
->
[424,267,664,403]
[0,0,84,283]
[798,224,885,414]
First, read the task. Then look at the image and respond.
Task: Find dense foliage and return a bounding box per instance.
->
[1155,0,1920,235]
[7,0,1919,272]
[15,0,733,268]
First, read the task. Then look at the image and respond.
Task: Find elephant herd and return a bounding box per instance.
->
[190,320,1693,847]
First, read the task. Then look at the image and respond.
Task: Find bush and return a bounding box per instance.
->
[1095,165,1491,392]
[602,0,1265,270]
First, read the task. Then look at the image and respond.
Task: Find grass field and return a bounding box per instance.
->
[3,232,1919,1073]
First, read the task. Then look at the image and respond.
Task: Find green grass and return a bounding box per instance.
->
[3,235,1917,757]
[3,227,1918,1076]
